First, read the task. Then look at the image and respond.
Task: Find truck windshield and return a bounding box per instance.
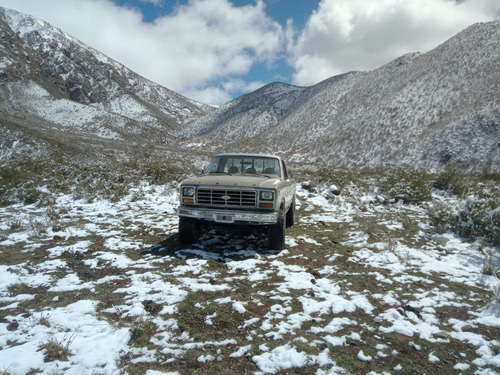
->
[207,155,282,177]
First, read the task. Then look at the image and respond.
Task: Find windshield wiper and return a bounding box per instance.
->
[240,173,272,178]
[208,172,232,176]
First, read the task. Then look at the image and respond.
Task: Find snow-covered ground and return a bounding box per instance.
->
[0,182,499,374]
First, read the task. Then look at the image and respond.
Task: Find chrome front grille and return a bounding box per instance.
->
[197,188,257,208]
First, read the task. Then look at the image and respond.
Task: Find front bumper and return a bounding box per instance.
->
[178,206,278,225]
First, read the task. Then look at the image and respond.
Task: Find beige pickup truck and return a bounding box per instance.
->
[178,153,296,250]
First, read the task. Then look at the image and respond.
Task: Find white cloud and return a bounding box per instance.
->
[290,0,500,86]
[183,79,266,106]
[140,0,163,5]
[222,79,266,95]
[1,0,499,104]
[182,86,232,107]
[0,0,283,104]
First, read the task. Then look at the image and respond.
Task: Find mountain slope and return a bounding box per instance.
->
[1,7,498,171]
[180,82,306,139]
[184,22,500,171]
[0,7,212,161]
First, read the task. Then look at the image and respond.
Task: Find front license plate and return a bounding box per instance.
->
[214,214,235,223]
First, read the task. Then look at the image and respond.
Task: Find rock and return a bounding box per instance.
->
[329,185,341,196]
[435,236,449,246]
[307,267,322,279]
[394,194,408,204]
[7,321,19,331]
[403,304,422,319]
[409,342,421,350]
[142,299,162,315]
[461,325,474,332]
[301,181,311,191]
[82,271,95,280]
[433,331,448,339]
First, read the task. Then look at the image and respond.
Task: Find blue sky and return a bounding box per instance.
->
[1,0,499,105]
[116,0,318,28]
[110,0,320,93]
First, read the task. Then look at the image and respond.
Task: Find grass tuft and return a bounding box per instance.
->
[39,333,76,362]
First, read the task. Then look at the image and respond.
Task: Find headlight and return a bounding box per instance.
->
[260,191,274,201]
[182,187,195,197]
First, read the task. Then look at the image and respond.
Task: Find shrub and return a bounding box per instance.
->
[428,184,500,247]
[129,321,157,348]
[27,215,50,237]
[141,160,187,185]
[314,167,432,203]
[428,203,457,234]
[0,157,48,204]
[317,167,357,189]
[378,169,432,203]
[432,166,468,197]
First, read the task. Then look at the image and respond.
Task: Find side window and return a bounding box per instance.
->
[207,156,222,173]
[281,161,288,179]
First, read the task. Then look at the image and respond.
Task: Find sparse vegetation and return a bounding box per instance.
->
[378,169,432,203]
[429,177,500,247]
[129,318,157,348]
[0,160,498,374]
[39,333,76,362]
[1,8,499,373]
[314,166,500,247]
[432,165,469,197]
[0,156,194,208]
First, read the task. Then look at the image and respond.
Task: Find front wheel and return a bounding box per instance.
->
[178,217,200,245]
[286,197,295,228]
[268,214,286,250]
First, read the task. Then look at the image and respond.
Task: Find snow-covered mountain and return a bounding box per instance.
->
[1,6,499,171]
[183,22,500,171]
[0,7,211,161]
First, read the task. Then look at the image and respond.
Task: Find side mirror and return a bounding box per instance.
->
[199,164,210,176]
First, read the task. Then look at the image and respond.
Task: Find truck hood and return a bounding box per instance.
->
[181,174,281,189]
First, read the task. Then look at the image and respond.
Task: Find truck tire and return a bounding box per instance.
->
[268,211,286,250]
[178,217,200,245]
[286,196,295,228]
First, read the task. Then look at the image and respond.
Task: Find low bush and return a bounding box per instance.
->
[0,159,42,206]
[429,183,500,247]
[378,169,432,203]
[314,165,498,246]
[316,167,359,189]
[0,157,192,207]
[316,167,432,203]
[432,166,468,197]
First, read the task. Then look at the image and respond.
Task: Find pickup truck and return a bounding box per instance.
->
[178,153,296,250]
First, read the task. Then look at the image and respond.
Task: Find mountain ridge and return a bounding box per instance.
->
[184,21,500,171]
[0,6,212,162]
[1,6,499,171]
